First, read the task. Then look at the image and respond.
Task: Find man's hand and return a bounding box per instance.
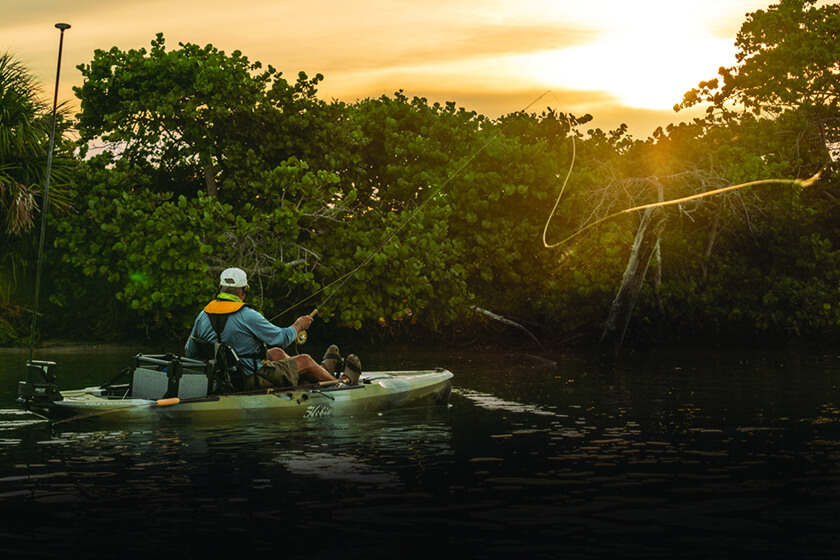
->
[292,315,313,333]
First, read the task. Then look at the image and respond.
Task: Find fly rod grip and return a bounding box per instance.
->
[295,308,319,345]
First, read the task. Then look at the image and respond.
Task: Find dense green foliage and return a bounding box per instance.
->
[0,52,74,342]
[3,0,840,346]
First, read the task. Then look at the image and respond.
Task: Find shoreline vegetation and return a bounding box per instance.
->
[3,0,840,352]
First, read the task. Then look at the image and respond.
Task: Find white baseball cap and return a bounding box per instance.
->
[220,267,248,288]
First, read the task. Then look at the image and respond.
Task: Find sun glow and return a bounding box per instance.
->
[513,1,739,111]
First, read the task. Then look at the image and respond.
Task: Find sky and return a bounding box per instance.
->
[1,0,802,136]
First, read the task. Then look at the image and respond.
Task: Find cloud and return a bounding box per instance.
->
[1,0,770,136]
[307,23,596,75]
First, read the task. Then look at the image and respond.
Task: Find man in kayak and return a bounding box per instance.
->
[185,267,362,390]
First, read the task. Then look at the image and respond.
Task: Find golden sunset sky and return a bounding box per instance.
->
[1,0,803,135]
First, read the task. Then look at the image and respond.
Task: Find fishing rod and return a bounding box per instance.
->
[278,90,553,341]
[27,23,71,365]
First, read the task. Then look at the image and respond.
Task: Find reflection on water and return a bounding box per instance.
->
[456,388,559,416]
[0,345,840,557]
[0,407,455,558]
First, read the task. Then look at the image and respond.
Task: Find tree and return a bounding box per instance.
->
[322,95,592,333]
[678,0,839,173]
[75,34,345,200]
[0,52,74,341]
[0,52,73,315]
[61,36,363,337]
[0,52,71,235]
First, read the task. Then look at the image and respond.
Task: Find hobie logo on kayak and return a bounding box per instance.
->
[303,405,333,418]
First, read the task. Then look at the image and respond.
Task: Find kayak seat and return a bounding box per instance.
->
[187,337,247,394]
[129,354,214,400]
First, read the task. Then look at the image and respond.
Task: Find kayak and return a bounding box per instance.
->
[17,355,453,424]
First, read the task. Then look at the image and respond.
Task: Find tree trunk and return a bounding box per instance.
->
[653,238,665,316]
[601,207,667,355]
[700,203,722,284]
[653,183,665,315]
[204,162,217,198]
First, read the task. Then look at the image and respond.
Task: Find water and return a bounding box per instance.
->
[1,344,840,558]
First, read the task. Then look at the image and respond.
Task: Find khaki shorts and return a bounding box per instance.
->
[245,358,299,389]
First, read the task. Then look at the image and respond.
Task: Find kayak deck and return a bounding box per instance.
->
[43,369,453,423]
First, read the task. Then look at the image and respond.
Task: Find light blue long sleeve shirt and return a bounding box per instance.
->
[185,297,297,376]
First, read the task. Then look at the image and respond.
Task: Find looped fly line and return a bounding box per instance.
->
[542,155,820,251]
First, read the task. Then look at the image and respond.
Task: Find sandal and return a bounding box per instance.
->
[320,344,341,375]
[341,354,362,385]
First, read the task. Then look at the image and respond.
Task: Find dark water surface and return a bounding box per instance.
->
[1,344,839,559]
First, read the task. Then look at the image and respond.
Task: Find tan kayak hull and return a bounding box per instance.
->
[47,370,453,423]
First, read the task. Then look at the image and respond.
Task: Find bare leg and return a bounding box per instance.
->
[266,347,290,361]
[266,348,336,384]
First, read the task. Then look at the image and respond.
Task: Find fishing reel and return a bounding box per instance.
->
[294,308,318,346]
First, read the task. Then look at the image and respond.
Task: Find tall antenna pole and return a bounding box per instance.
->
[28,23,71,363]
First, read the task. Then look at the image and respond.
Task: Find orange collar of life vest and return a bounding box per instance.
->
[203,300,248,315]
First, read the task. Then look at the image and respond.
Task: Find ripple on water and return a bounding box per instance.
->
[0,408,46,431]
[274,450,402,487]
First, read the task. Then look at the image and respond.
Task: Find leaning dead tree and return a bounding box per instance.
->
[600,206,667,355]
[548,154,802,356]
[471,306,545,350]
[587,169,733,355]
